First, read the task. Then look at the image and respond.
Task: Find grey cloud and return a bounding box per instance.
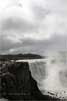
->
[0,14,67,55]
[0,34,67,55]
[0,34,47,55]
[0,0,67,55]
[32,4,49,20]
[43,34,67,52]
[1,17,38,33]
[14,35,67,55]
[0,34,22,53]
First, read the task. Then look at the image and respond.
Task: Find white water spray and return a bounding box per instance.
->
[28,52,67,99]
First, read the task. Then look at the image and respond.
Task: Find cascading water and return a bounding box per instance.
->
[29,61,47,84]
[29,52,67,100]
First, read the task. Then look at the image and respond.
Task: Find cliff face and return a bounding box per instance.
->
[1,62,29,100]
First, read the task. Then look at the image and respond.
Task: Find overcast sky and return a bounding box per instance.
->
[0,0,67,55]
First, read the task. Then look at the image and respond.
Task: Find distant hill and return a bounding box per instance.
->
[0,53,43,61]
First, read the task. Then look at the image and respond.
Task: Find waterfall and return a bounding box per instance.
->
[29,61,47,83]
[28,53,67,99]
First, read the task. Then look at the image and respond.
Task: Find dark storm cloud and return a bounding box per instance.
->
[1,17,38,33]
